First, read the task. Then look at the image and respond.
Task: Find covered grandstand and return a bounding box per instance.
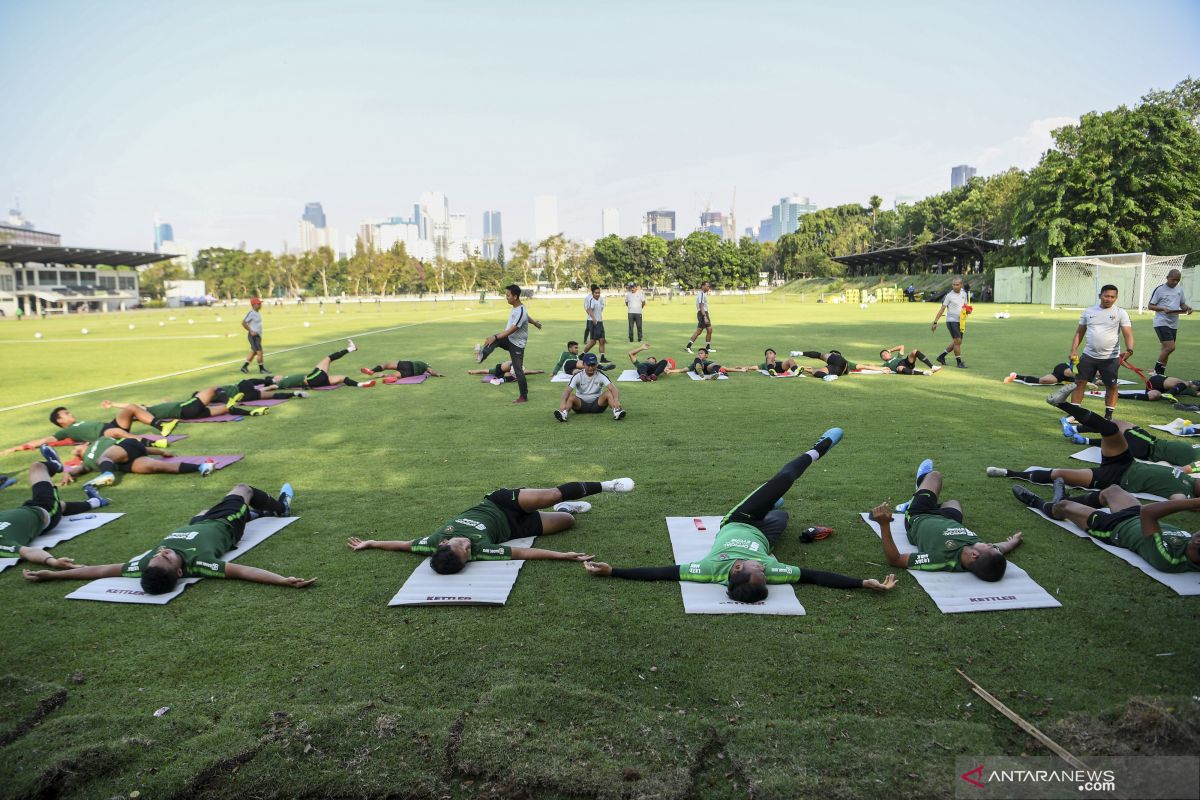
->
[0,244,173,316]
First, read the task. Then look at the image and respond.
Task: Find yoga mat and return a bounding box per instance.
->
[1149,419,1200,437]
[1028,508,1200,596]
[383,374,429,385]
[686,371,728,381]
[1015,378,1135,387]
[388,536,536,606]
[37,434,188,447]
[1069,447,1177,468]
[160,454,243,470]
[480,375,508,384]
[617,369,643,382]
[175,414,244,423]
[311,384,344,391]
[1085,389,1151,400]
[240,398,288,407]
[858,513,1060,613]
[0,512,124,573]
[665,516,804,615]
[65,516,298,604]
[550,372,572,383]
[758,370,801,378]
[1024,465,1163,502]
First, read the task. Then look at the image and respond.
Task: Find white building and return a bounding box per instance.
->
[601,208,620,238]
[299,220,337,253]
[534,195,559,242]
[158,240,194,274]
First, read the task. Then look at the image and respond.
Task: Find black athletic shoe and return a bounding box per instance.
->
[1012,484,1045,509]
[956,361,967,369]
[936,353,947,365]
[240,364,250,374]
[1052,477,1066,504]
[259,366,269,374]
[599,362,616,372]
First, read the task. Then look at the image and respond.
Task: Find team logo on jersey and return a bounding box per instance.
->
[166,531,200,541]
[453,518,486,531]
[195,560,221,572]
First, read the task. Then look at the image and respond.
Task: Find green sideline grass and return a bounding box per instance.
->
[0,296,1197,799]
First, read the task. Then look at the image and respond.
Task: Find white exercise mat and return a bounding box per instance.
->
[1086,389,1149,399]
[1024,465,1165,502]
[65,516,298,604]
[665,516,804,615]
[0,512,123,573]
[1149,419,1200,437]
[1020,378,1136,387]
[758,370,801,378]
[1069,447,1176,468]
[858,513,1060,614]
[617,369,642,382]
[388,536,535,606]
[1028,508,1200,595]
[686,371,728,381]
[550,372,572,382]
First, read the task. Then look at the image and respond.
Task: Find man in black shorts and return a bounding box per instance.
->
[61,436,217,486]
[467,362,547,384]
[1004,362,1087,386]
[214,378,308,404]
[627,343,674,381]
[1058,413,1200,468]
[270,340,375,390]
[1148,269,1190,375]
[684,281,714,354]
[359,359,444,380]
[1069,285,1133,419]
[346,477,635,574]
[793,349,864,378]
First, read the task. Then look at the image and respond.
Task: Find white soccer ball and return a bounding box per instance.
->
[80,328,88,334]
[859,303,868,310]
[169,316,176,321]
[128,324,135,330]
[34,332,42,339]
[303,321,311,328]
[215,316,222,322]
[159,321,165,327]
[188,319,194,325]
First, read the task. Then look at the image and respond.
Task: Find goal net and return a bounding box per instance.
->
[1050,252,1187,311]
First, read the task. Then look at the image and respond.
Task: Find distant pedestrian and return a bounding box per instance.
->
[240,297,266,374]
[1148,269,1191,376]
[625,283,645,342]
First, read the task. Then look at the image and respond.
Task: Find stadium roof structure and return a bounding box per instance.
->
[832,226,1003,271]
[0,244,172,268]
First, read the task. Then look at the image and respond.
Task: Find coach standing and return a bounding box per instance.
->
[1069,284,1133,420]
[240,297,266,374]
[625,282,645,342]
[931,277,968,368]
[1149,269,1191,376]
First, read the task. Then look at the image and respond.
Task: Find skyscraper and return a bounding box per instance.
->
[644,209,676,241]
[699,210,726,238]
[483,211,503,259]
[534,195,559,242]
[601,208,620,238]
[302,202,326,229]
[951,165,976,189]
[153,214,174,253]
[770,195,816,240]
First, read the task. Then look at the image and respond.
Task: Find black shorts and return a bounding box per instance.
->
[1052,362,1073,383]
[179,397,210,420]
[485,488,544,538]
[490,363,509,379]
[947,321,963,339]
[1085,505,1139,535]
[577,398,603,413]
[696,310,710,327]
[826,353,850,376]
[1088,449,1133,488]
[1148,374,1167,392]
[589,322,606,341]
[903,489,964,532]
[247,333,262,352]
[115,438,149,471]
[189,494,250,541]
[305,369,331,389]
[395,361,417,378]
[236,378,266,402]
[1155,326,1177,343]
[894,362,917,375]
[1076,354,1119,387]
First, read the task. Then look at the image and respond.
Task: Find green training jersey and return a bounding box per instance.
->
[553,351,578,373]
[905,515,981,571]
[410,360,429,375]
[1119,461,1196,499]
[54,420,109,442]
[883,354,905,371]
[692,358,714,374]
[1149,438,1200,467]
[0,507,49,554]
[81,437,120,471]
[759,361,785,372]
[410,499,514,560]
[121,519,238,580]
[146,398,199,420]
[677,522,801,585]
[274,374,307,389]
[1090,515,1199,573]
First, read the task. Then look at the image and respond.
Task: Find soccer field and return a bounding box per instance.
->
[1,296,1197,799]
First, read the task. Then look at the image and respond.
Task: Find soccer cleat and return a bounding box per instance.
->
[383,376,399,384]
[822,374,838,382]
[956,361,967,368]
[986,466,1007,478]
[150,439,170,449]
[159,419,180,437]
[1059,417,1076,439]
[1184,425,1199,436]
[930,365,942,373]
[512,397,528,404]
[474,343,484,363]
[613,408,627,420]
[236,406,269,416]
[88,471,116,487]
[1070,432,1088,445]
[259,365,269,374]
[684,344,693,354]
[240,363,250,374]
[1047,384,1075,407]
[768,369,777,376]
[799,525,834,543]
[599,362,616,372]
[346,339,357,352]
[228,392,245,406]
[639,374,650,381]
[1162,393,1178,404]
[553,501,591,514]
[600,353,612,362]
[39,443,64,475]
[360,367,376,376]
[821,427,844,446]
[490,377,504,385]
[936,353,947,365]
[278,482,294,516]
[294,391,310,399]
[1012,484,1045,509]
[789,350,803,358]
[915,458,934,489]
[0,475,16,491]
[1004,372,1016,383]
[83,483,110,507]
[706,346,716,353]
[1052,477,1066,504]
[601,477,634,493]
[895,500,911,513]
[554,409,568,422]
[198,460,215,477]
[357,380,376,388]
[649,373,658,381]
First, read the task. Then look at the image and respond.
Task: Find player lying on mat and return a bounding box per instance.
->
[359,359,445,379]
[1058,414,1200,468]
[627,343,678,380]
[467,362,547,383]
[1109,373,1200,402]
[99,389,267,423]
[1004,362,1096,388]
[583,429,897,601]
[59,437,216,486]
[214,377,308,403]
[877,345,941,375]
[756,348,800,376]
[792,349,864,378]
[23,483,310,593]
[271,340,375,389]
[4,405,178,454]
[872,460,1022,582]
[346,478,635,574]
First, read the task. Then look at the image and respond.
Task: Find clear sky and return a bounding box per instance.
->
[1,0,1197,252]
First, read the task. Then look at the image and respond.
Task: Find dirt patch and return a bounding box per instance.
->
[0,689,67,747]
[1046,696,1200,757]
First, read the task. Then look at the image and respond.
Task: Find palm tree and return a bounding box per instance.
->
[869,195,883,231]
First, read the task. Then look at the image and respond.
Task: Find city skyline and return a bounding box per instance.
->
[1,1,1196,252]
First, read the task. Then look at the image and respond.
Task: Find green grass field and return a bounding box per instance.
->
[1,295,1197,800]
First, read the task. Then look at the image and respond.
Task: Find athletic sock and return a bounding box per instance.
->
[916,352,933,368]
[227,406,251,416]
[1105,406,1115,420]
[1075,490,1103,508]
[801,351,822,359]
[1056,401,1119,437]
[179,462,201,474]
[273,391,301,399]
[98,459,117,473]
[249,486,286,515]
[1007,468,1053,483]
[372,364,384,373]
[150,417,166,430]
[343,377,360,387]
[557,481,603,501]
[1039,499,1057,516]
[1155,362,1165,375]
[941,348,951,356]
[1015,374,1039,383]
[329,349,349,361]
[1087,438,1102,447]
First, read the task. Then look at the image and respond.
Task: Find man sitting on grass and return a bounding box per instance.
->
[0,447,110,569]
[59,437,216,487]
[584,429,897,601]
[347,478,635,574]
[23,482,312,593]
[271,340,375,389]
[758,348,800,376]
[872,460,1023,582]
[359,359,444,381]
[555,353,626,421]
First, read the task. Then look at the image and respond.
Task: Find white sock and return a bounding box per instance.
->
[87,497,103,509]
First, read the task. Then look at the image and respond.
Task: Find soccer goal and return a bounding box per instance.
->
[1050,252,1187,311]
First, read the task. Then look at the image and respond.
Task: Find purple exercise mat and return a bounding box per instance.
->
[385,374,429,385]
[161,454,243,469]
[240,398,288,407]
[311,383,344,391]
[177,414,245,423]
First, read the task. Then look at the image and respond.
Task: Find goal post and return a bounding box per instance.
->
[1050,252,1188,311]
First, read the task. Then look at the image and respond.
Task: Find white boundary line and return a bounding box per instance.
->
[1,310,492,415]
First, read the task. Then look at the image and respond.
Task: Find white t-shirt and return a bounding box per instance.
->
[243,309,262,334]
[696,290,708,311]
[625,290,645,314]
[1149,283,1187,329]
[1080,304,1132,359]
[568,369,611,401]
[584,295,605,323]
[506,305,530,348]
[941,288,968,322]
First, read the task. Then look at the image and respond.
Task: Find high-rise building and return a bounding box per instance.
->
[644,209,676,241]
[482,210,503,259]
[699,210,726,238]
[302,202,327,229]
[534,196,559,242]
[601,208,620,238]
[768,195,816,241]
[757,218,776,243]
[951,165,976,189]
[153,213,175,253]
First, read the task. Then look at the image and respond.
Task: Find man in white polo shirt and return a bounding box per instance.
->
[1148,268,1191,376]
[555,353,626,421]
[1070,284,1134,419]
[625,283,646,342]
[240,297,266,374]
[684,281,714,354]
[582,285,610,362]
[475,284,542,405]
[931,277,968,368]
